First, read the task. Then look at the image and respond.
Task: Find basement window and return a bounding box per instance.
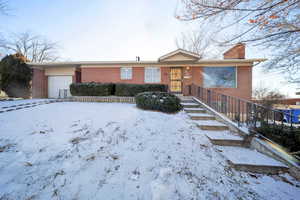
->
[203,67,237,88]
[120,67,132,80]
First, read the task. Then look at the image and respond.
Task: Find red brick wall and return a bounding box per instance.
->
[182,66,252,100]
[161,67,170,86]
[82,67,144,83]
[82,67,170,85]
[75,70,81,83]
[254,98,300,105]
[223,43,245,59]
[279,99,300,105]
[32,68,47,98]
[204,66,252,100]
[81,66,252,99]
[182,67,202,95]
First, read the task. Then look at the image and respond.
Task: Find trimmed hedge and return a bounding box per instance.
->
[70,83,168,97]
[115,83,168,96]
[135,92,182,113]
[70,82,114,96]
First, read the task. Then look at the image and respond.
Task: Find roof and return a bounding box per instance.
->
[27,48,266,68]
[158,49,200,62]
[27,58,266,68]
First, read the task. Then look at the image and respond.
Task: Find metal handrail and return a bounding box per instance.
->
[187,84,296,130]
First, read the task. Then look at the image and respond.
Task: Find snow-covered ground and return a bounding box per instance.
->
[0,102,300,200]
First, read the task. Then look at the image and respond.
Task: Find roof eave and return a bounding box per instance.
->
[27,58,267,68]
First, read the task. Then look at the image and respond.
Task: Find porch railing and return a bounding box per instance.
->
[187,84,297,133]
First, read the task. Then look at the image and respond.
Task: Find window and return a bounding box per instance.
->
[203,67,237,88]
[145,67,161,83]
[120,67,132,80]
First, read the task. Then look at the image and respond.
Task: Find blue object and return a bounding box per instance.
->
[280,109,300,123]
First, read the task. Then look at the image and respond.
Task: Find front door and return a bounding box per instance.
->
[170,67,182,93]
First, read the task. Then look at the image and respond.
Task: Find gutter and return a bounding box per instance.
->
[27,58,267,67]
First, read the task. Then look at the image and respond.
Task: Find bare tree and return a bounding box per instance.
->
[253,86,285,108]
[177,0,300,81]
[0,0,9,50]
[0,0,8,15]
[175,29,226,58]
[176,31,210,58]
[0,32,60,62]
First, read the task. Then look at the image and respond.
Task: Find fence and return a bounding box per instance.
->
[187,84,296,133]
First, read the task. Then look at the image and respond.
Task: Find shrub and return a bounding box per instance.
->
[70,82,114,96]
[115,83,168,96]
[135,92,182,113]
[0,53,32,98]
[254,122,300,152]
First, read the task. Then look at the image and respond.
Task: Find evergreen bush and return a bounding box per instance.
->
[135,91,182,113]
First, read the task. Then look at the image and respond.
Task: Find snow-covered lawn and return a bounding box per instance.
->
[0,102,299,200]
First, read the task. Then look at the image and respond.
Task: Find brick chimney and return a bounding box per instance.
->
[223,43,245,59]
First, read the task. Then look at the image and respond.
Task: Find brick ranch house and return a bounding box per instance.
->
[29,43,265,100]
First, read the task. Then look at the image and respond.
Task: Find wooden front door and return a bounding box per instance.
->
[170,67,183,93]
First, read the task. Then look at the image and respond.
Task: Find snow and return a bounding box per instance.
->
[0,102,300,199]
[194,120,228,127]
[216,146,287,167]
[183,107,206,111]
[204,130,244,141]
[180,102,199,106]
[0,99,50,108]
[187,113,214,117]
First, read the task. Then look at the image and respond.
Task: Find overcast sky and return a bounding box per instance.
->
[0,0,298,97]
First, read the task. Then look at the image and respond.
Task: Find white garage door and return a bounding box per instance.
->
[48,76,73,98]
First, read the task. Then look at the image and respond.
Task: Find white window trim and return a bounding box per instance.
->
[144,67,161,83]
[120,67,132,80]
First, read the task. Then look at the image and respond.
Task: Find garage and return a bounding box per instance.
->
[48,76,73,98]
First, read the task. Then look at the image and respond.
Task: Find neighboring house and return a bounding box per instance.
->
[29,43,265,100]
[276,98,300,106]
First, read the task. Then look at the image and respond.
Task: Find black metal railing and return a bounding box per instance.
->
[187,84,296,131]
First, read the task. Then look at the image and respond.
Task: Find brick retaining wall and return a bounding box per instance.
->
[68,96,135,103]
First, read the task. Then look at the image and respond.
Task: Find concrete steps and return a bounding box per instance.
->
[181,102,201,108]
[187,113,215,120]
[181,99,195,103]
[184,108,206,113]
[216,146,289,174]
[0,100,59,114]
[204,130,244,147]
[181,98,289,174]
[194,120,229,131]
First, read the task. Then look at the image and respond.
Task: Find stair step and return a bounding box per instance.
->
[205,130,244,146]
[181,102,200,108]
[181,99,195,103]
[188,113,215,120]
[217,146,288,174]
[184,108,206,113]
[195,120,229,131]
[178,95,193,100]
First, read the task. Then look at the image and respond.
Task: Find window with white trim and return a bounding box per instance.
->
[120,67,132,80]
[145,67,161,83]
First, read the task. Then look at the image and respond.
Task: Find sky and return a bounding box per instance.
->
[0,0,298,97]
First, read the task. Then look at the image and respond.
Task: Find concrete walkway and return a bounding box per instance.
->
[0,99,61,114]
